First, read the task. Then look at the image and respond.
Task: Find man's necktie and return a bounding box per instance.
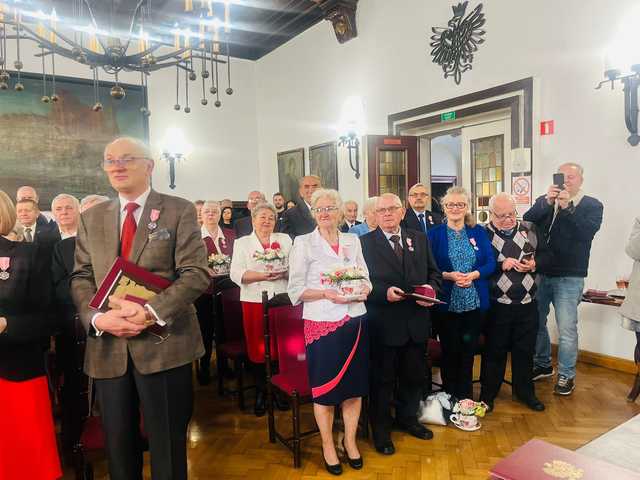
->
[24,227,33,243]
[418,213,427,233]
[390,234,403,262]
[120,202,140,260]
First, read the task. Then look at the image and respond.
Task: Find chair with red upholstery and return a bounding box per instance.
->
[262,291,318,468]
[215,277,255,409]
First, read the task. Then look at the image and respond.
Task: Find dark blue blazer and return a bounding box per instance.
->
[427,224,496,311]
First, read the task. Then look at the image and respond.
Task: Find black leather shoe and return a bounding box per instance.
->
[341,439,363,469]
[374,440,395,455]
[322,449,342,476]
[398,421,433,440]
[513,393,545,411]
[254,391,266,417]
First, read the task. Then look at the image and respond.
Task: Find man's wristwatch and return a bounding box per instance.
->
[143,309,156,326]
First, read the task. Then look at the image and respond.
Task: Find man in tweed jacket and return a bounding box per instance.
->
[71,137,209,480]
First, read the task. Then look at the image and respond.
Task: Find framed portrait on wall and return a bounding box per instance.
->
[309,141,338,190]
[0,71,148,210]
[277,148,305,203]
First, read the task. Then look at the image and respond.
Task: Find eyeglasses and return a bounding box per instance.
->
[103,156,149,169]
[492,212,517,220]
[311,206,339,214]
[375,206,402,214]
[444,202,467,210]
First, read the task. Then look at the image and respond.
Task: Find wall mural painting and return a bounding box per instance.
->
[0,72,149,209]
[309,141,338,191]
[277,148,305,203]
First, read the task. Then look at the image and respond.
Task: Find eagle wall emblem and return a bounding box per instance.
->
[430,1,486,84]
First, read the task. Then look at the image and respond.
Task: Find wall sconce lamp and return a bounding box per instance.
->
[337,96,365,179]
[597,12,640,146]
[338,131,360,179]
[160,127,192,189]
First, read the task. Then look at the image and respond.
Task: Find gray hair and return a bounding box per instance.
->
[558,162,584,176]
[310,188,343,211]
[376,193,403,209]
[202,200,221,211]
[408,182,428,195]
[251,202,277,219]
[104,136,153,160]
[441,186,476,227]
[488,192,516,212]
[51,193,80,212]
[362,196,378,214]
[343,200,358,210]
[299,175,321,187]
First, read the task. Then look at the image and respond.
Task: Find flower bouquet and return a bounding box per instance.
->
[253,241,288,273]
[449,398,489,432]
[208,253,231,276]
[320,266,368,298]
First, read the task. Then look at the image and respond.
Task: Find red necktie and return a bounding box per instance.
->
[120,202,140,260]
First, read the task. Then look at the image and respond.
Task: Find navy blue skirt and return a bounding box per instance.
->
[303,314,369,406]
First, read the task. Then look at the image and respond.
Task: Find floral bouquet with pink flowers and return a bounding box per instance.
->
[321,266,367,297]
[253,241,288,272]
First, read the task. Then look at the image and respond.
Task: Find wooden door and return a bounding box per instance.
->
[366,135,419,204]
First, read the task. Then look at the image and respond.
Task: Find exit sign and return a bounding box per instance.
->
[441,111,457,122]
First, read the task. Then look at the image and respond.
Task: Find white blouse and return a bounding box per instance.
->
[287,229,372,322]
[229,232,293,303]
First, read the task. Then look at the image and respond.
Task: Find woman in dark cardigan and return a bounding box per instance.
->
[0,190,61,479]
[428,187,496,400]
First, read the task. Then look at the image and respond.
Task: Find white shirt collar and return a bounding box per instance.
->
[118,187,151,212]
[201,224,225,241]
[60,229,77,240]
[382,226,402,241]
[413,208,426,217]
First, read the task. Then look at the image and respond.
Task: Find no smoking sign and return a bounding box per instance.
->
[512,175,531,205]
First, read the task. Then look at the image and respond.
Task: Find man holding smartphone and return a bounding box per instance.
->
[480,193,550,412]
[523,163,603,395]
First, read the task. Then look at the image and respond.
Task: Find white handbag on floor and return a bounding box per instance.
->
[417,392,453,426]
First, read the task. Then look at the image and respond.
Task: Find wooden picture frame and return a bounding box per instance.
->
[0,71,149,210]
[309,141,338,190]
[277,148,305,203]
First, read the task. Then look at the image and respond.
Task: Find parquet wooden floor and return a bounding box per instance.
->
[63,360,640,479]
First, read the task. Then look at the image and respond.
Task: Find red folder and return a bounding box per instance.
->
[89,256,172,311]
[490,439,640,480]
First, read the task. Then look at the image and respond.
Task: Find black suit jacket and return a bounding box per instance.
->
[340,220,362,233]
[234,215,253,239]
[401,209,442,233]
[36,213,54,229]
[279,203,316,238]
[361,227,442,346]
[52,237,76,308]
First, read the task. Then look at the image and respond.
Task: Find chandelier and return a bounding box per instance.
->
[0,0,235,115]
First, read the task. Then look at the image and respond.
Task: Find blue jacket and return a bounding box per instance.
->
[427,224,496,311]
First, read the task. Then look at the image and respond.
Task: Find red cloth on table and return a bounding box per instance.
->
[0,376,62,480]
[242,301,277,363]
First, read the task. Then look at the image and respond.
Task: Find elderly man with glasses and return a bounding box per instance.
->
[361,193,442,455]
[480,192,550,413]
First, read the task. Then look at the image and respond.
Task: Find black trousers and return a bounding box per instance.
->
[480,301,538,402]
[369,341,425,443]
[95,360,194,480]
[195,293,214,369]
[438,309,482,400]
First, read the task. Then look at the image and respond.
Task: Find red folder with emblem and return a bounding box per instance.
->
[490,439,640,480]
[88,256,172,311]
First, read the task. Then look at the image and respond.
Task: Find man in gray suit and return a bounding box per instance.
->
[71,137,209,480]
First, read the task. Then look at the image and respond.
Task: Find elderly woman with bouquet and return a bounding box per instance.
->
[230,202,292,416]
[195,200,236,385]
[288,188,371,476]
